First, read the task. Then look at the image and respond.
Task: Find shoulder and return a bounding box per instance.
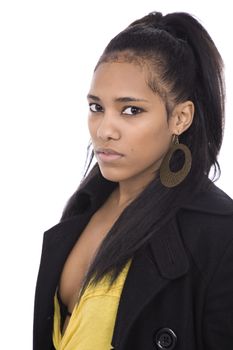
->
[177,179,233,278]
[178,178,233,237]
[181,179,233,216]
[178,178,233,227]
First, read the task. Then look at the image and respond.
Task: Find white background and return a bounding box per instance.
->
[0,0,232,348]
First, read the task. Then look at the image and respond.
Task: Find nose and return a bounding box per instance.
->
[96,113,120,141]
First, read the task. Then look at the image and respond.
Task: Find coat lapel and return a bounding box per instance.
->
[34,176,118,349]
[33,210,95,349]
[111,245,170,349]
[111,217,189,349]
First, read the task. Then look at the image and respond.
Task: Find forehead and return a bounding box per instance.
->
[89,61,154,98]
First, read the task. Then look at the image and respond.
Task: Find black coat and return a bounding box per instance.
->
[33,178,233,350]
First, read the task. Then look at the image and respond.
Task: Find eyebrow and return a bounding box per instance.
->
[87,94,149,103]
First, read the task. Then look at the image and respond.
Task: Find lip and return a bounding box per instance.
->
[96,147,124,156]
[95,148,124,163]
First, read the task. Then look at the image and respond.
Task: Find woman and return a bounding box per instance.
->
[33,11,233,350]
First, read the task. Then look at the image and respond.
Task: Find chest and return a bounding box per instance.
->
[58,199,123,314]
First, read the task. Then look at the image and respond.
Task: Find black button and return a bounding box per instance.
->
[154,328,177,349]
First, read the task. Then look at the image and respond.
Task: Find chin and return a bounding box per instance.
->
[98,166,127,183]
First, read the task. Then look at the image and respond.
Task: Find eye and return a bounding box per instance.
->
[89,103,103,113]
[122,106,143,115]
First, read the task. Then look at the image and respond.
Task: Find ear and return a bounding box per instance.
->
[169,100,194,135]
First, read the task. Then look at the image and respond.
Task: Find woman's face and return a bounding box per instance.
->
[87,61,176,184]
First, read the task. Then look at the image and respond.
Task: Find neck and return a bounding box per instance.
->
[112,172,157,209]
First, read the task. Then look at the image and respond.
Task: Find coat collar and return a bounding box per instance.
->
[78,172,233,216]
[45,175,233,246]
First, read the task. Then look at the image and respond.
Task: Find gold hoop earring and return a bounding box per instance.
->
[160,135,192,188]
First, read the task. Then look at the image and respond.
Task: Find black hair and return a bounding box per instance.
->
[60,12,225,300]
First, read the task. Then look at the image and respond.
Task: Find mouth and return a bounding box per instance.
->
[95,150,124,163]
[96,148,124,156]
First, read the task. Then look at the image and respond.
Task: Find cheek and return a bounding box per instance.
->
[87,117,96,137]
[129,124,171,160]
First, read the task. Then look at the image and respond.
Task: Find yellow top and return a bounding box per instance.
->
[53,259,132,350]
